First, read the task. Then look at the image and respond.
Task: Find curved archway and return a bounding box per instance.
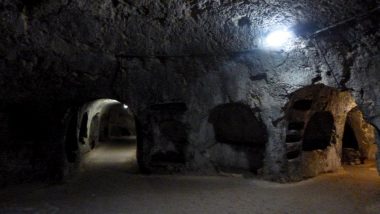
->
[342,107,377,165]
[63,99,139,177]
[284,84,357,179]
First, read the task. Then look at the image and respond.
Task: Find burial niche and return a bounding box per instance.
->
[302,112,335,151]
[149,102,188,165]
[208,103,268,172]
[209,103,267,146]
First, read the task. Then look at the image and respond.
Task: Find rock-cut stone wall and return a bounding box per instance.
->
[0,0,379,184]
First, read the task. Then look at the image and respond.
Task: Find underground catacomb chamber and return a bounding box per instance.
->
[284,84,379,178]
[208,103,268,173]
[286,85,343,178]
[63,99,139,174]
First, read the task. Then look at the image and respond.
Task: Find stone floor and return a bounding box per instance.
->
[1,141,379,214]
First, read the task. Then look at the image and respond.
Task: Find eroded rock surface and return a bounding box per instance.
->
[0,0,379,184]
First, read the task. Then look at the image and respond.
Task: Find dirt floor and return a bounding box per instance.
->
[1,140,380,214]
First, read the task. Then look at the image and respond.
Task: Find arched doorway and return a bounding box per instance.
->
[63,99,139,176]
[342,107,377,165]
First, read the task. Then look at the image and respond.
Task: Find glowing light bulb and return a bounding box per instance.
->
[264,29,294,49]
[123,104,128,109]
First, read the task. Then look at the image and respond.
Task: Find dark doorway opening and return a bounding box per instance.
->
[341,107,378,166]
[342,121,362,165]
[343,122,359,150]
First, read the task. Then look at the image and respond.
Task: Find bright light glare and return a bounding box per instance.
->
[264,29,294,48]
[123,104,128,109]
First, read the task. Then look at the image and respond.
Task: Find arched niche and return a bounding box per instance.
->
[303,112,336,151]
[208,103,268,173]
[208,103,267,146]
[342,107,377,165]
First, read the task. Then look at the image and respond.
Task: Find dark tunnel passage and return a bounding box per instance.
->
[64,99,139,176]
[1,0,380,212]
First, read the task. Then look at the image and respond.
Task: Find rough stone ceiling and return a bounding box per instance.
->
[2,0,379,56]
[0,0,379,105]
[0,0,379,185]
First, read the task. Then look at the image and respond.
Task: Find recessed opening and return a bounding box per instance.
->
[64,99,139,174]
[288,122,305,130]
[151,120,188,164]
[292,100,313,111]
[208,103,268,172]
[286,134,302,143]
[287,150,301,159]
[209,103,267,146]
[147,103,189,166]
[343,122,359,150]
[342,107,377,165]
[287,85,379,179]
[342,121,361,165]
[303,112,335,151]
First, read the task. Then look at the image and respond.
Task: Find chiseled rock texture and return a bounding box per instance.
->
[0,0,379,184]
[284,85,357,179]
